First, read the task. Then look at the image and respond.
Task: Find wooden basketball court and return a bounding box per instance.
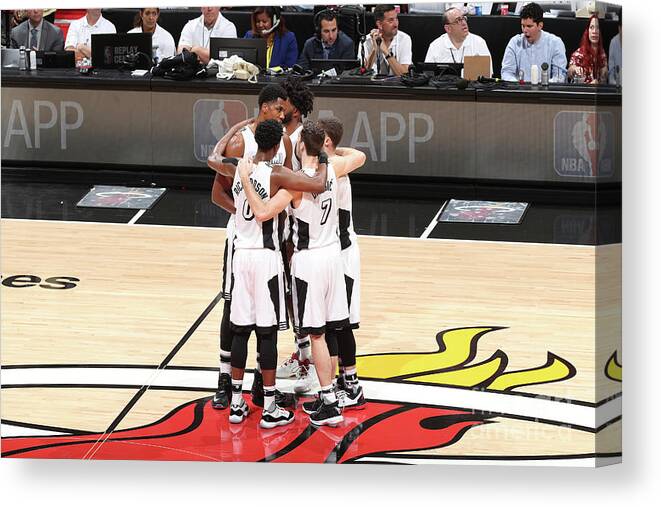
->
[1,218,621,465]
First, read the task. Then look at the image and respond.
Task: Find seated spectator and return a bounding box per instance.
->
[608,12,622,85]
[362,4,412,76]
[177,7,237,65]
[297,9,355,70]
[425,6,492,76]
[501,2,567,82]
[128,8,175,62]
[10,9,64,51]
[244,6,298,69]
[568,14,607,84]
[64,9,116,59]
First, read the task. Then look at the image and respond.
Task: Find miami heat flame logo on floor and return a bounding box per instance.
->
[1,327,622,464]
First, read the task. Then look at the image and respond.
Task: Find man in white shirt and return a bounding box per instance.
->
[177,7,237,64]
[425,6,493,76]
[362,4,412,77]
[64,9,116,59]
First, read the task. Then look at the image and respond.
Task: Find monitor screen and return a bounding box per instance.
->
[36,50,75,68]
[310,59,360,73]
[418,62,464,76]
[91,33,153,69]
[210,37,267,69]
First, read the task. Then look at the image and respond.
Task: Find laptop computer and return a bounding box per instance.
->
[91,33,153,69]
[463,55,491,81]
[310,58,360,74]
[1,48,20,68]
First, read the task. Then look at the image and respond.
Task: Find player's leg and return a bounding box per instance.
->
[227,249,252,424]
[337,244,365,409]
[213,237,234,409]
[252,250,295,413]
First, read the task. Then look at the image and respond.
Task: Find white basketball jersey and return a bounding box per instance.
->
[232,161,280,250]
[241,126,287,165]
[291,163,339,251]
[336,174,357,251]
[289,124,303,172]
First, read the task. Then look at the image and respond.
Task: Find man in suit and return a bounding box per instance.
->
[10,9,64,51]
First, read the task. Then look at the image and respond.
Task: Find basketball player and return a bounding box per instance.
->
[240,121,365,426]
[276,77,318,394]
[318,117,365,409]
[207,84,293,411]
[217,119,329,426]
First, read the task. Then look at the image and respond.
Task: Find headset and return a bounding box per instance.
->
[314,8,338,39]
[260,6,281,36]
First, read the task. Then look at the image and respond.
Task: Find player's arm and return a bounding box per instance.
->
[207,118,253,174]
[271,154,328,193]
[211,174,236,214]
[238,158,293,222]
[282,133,293,170]
[210,138,244,213]
[331,147,366,178]
[209,134,245,178]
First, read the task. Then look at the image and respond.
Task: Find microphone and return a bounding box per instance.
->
[477,75,502,83]
[456,78,469,90]
[541,62,549,86]
[261,17,281,36]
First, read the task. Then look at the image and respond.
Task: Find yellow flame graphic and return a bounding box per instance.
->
[487,353,575,391]
[355,327,577,393]
[356,327,498,379]
[605,352,622,382]
[406,352,506,388]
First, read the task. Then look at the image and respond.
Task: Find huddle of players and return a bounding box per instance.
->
[207,79,366,428]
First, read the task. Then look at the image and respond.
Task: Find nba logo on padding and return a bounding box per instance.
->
[554,111,614,178]
[193,99,248,162]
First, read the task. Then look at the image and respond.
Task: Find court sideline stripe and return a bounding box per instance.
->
[82,291,223,460]
[420,202,447,239]
[1,217,600,248]
[128,209,146,225]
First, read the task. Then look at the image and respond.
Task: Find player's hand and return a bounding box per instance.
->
[238,156,254,179]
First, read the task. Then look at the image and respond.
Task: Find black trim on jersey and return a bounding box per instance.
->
[262,218,275,250]
[295,318,351,337]
[267,274,284,330]
[230,323,288,334]
[295,219,310,250]
[294,276,308,331]
[338,209,352,250]
[221,238,230,299]
[344,274,354,310]
[277,210,286,245]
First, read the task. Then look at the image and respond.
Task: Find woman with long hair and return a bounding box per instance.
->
[568,14,608,84]
[243,6,298,69]
[128,7,176,61]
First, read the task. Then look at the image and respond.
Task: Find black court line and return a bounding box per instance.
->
[81,291,223,459]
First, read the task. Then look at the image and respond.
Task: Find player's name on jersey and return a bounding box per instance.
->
[233,178,269,200]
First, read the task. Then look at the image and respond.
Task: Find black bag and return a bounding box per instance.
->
[152,49,204,81]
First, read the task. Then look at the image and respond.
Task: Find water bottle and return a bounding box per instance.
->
[541,62,549,86]
[530,64,539,85]
[19,46,27,70]
[30,50,37,70]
